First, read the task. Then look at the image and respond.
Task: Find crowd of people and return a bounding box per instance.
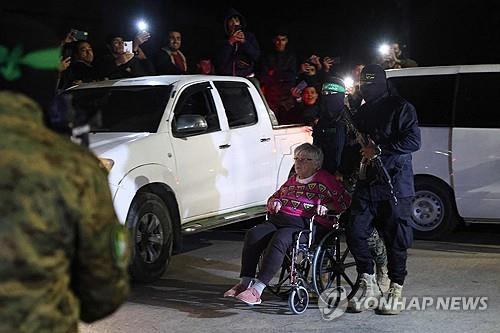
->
[57,8,417,126]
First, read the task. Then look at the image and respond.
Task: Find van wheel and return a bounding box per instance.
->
[411,178,457,240]
[127,192,173,283]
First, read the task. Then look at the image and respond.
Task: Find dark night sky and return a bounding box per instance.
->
[3,0,500,73]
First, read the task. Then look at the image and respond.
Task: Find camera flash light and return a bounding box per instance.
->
[378,43,390,55]
[137,20,148,31]
[344,76,354,90]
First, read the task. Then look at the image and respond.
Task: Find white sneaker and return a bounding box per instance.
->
[377,282,404,315]
[347,273,382,312]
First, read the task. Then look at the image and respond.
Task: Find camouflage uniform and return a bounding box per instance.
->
[0,92,130,333]
[368,229,387,267]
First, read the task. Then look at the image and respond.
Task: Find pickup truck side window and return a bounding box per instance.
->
[389,75,455,127]
[214,81,258,128]
[68,85,172,132]
[173,83,220,137]
[455,73,500,128]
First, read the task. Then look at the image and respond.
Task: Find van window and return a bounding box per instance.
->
[389,75,455,127]
[173,82,220,136]
[69,85,171,132]
[455,73,500,128]
[214,82,258,128]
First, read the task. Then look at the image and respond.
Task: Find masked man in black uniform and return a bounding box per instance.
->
[346,64,421,314]
[313,76,347,175]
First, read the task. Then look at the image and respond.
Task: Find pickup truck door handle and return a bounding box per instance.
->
[219,144,231,149]
[260,138,271,142]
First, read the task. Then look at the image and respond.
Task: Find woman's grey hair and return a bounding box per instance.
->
[294,143,323,169]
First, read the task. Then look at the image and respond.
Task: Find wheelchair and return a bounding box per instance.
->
[265,212,360,314]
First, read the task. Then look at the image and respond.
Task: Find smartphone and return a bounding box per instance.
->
[295,80,308,92]
[123,41,133,54]
[70,29,88,41]
[62,44,73,59]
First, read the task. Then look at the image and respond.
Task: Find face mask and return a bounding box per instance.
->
[320,93,345,118]
[320,80,346,119]
[359,65,388,102]
[360,82,387,102]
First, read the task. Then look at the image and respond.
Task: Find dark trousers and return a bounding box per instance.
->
[240,213,305,285]
[346,196,413,285]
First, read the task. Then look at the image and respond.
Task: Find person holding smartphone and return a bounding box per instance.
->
[215,8,260,77]
[97,32,155,80]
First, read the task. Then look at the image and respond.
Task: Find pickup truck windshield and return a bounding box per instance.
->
[69,85,172,132]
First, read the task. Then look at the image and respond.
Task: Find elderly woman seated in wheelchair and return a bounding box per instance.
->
[224,143,353,311]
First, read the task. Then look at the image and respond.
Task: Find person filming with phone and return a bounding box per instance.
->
[97,31,154,80]
[215,8,260,77]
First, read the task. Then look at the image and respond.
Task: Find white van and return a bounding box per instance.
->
[386,65,500,239]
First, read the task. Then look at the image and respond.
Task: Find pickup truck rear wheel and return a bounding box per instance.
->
[411,177,457,240]
[127,192,173,283]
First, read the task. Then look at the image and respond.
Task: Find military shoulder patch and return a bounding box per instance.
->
[111,225,129,269]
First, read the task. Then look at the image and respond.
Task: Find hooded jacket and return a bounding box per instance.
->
[215,8,260,77]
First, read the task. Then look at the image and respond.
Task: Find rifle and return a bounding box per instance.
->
[342,107,398,205]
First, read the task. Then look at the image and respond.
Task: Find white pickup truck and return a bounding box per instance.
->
[66,75,312,281]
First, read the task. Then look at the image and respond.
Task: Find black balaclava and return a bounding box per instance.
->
[319,76,346,124]
[359,64,388,102]
[0,15,60,112]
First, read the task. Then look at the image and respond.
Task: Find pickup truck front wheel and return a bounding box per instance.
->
[127,192,173,283]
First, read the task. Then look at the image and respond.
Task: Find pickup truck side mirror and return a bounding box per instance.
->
[174,114,208,135]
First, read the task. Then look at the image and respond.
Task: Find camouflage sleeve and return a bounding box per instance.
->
[72,160,130,323]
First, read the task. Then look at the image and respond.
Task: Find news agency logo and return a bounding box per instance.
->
[318,287,348,320]
[318,289,488,321]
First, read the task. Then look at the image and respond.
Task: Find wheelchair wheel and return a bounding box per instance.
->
[288,286,309,315]
[312,231,359,304]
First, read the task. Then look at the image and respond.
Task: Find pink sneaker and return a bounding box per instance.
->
[224,284,247,298]
[235,287,262,305]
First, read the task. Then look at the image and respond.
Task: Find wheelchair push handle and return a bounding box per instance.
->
[309,210,341,227]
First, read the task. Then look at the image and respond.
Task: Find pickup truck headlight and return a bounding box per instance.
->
[98,158,115,171]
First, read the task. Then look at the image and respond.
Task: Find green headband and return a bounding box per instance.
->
[0,44,60,81]
[321,82,346,94]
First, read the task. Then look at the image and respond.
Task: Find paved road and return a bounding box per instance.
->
[81,221,500,333]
